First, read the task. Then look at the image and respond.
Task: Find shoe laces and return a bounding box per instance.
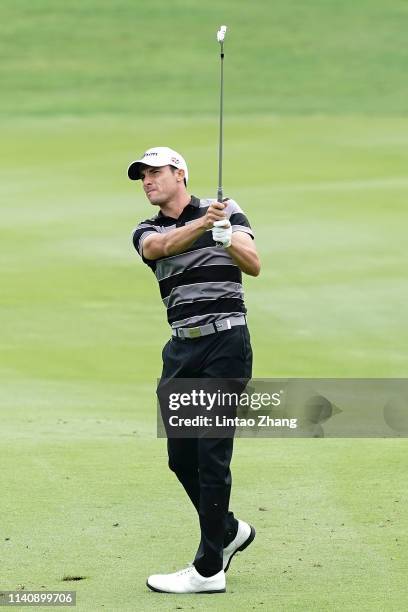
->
[175,566,195,577]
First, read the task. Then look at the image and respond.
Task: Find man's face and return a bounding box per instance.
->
[140,165,182,205]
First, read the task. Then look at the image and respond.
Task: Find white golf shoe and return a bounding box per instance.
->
[223,519,256,572]
[146,565,226,594]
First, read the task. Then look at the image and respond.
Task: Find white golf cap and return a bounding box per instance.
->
[127,146,189,183]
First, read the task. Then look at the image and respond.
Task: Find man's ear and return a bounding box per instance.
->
[176,168,185,182]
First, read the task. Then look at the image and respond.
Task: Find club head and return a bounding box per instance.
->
[217,25,227,43]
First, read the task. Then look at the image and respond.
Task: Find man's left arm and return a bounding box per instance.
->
[226,231,261,277]
[211,198,261,277]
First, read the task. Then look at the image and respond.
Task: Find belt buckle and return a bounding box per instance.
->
[188,326,201,339]
[215,319,231,332]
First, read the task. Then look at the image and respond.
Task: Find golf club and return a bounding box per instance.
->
[216,25,227,204]
[214,25,228,248]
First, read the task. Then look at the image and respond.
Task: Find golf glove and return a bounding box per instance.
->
[212,219,232,248]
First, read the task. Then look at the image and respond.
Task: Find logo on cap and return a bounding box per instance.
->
[171,156,180,164]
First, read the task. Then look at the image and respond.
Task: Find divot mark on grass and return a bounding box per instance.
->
[62,575,87,582]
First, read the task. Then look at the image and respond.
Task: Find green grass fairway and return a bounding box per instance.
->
[1,115,407,611]
[1,1,408,610]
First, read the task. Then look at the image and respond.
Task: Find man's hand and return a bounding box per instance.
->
[202,201,227,230]
[212,219,232,248]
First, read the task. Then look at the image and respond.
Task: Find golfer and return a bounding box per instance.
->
[129,147,260,594]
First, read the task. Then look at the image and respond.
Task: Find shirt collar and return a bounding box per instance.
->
[189,195,200,208]
[158,195,199,218]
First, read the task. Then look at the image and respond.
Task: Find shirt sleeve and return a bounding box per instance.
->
[132,221,159,258]
[224,199,255,239]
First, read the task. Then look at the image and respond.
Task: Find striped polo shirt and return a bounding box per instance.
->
[132,196,254,330]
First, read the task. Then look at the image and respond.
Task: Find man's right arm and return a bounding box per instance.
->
[142,202,227,260]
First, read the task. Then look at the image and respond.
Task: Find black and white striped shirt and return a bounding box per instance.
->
[132,196,254,329]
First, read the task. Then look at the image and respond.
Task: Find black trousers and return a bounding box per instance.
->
[156,325,253,576]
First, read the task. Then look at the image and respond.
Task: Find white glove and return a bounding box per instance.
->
[212,219,232,248]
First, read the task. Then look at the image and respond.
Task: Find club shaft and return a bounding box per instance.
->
[217,42,224,202]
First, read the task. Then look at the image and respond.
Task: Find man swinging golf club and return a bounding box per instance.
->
[128,27,260,594]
